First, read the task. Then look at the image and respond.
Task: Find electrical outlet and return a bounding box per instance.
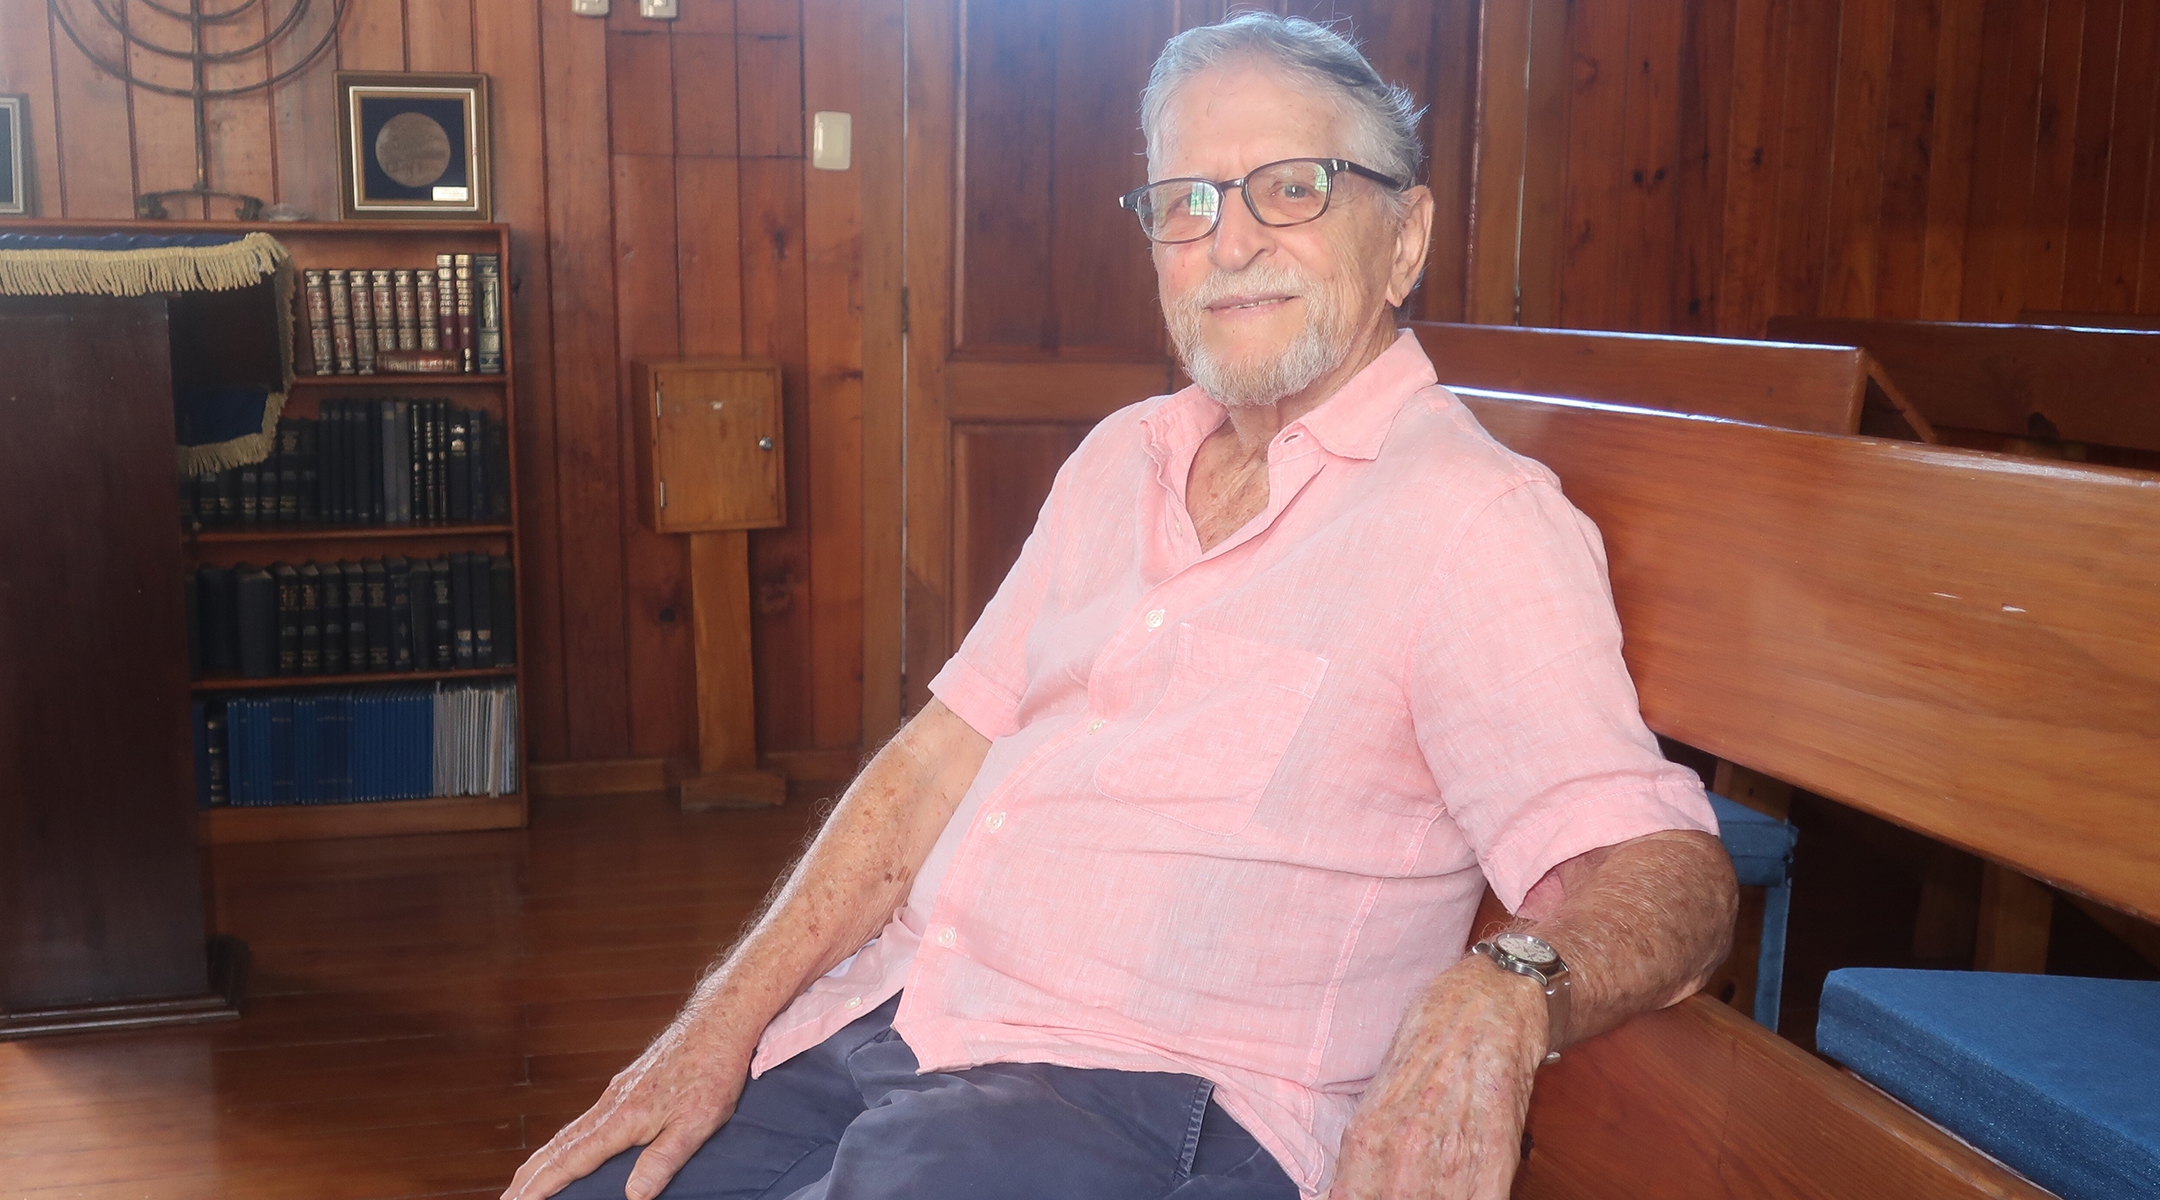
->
[811,112,853,171]
[640,0,678,16]
[571,0,608,14]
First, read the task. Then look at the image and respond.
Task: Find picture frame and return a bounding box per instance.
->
[335,72,491,221]
[0,95,31,217]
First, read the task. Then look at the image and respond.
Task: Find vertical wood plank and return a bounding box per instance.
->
[200,4,277,218]
[804,0,867,750]
[405,0,477,72]
[1873,0,1944,320]
[1467,0,1531,325]
[1959,0,2051,319]
[2058,0,2125,311]
[739,158,814,751]
[340,0,408,69]
[0,0,63,215]
[1767,0,1842,322]
[1556,0,1631,330]
[126,5,204,217]
[739,35,805,158]
[677,157,746,356]
[1616,0,1682,331]
[1047,0,1168,355]
[613,153,697,761]
[1715,0,1789,336]
[902,0,959,713]
[674,0,738,34]
[540,0,634,760]
[1515,0,1573,327]
[264,0,342,219]
[858,0,908,742]
[608,30,676,157]
[2093,0,2158,312]
[1918,0,1985,319]
[475,0,573,762]
[42,0,135,216]
[1819,0,1898,317]
[673,32,740,157]
[1671,0,1733,333]
[957,0,1056,350]
[1975,863,2054,974]
[1415,0,1481,322]
[2018,0,2091,314]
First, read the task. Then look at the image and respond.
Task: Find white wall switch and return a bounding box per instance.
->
[811,111,853,171]
[571,0,608,15]
[640,0,679,16]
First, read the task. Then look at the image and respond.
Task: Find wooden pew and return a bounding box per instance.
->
[1447,389,2160,1198]
[1411,320,1937,442]
[1765,315,2160,465]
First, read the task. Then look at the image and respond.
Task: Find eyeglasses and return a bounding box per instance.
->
[1117,158,1408,244]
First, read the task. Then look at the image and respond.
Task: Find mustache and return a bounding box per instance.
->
[1170,262,1313,315]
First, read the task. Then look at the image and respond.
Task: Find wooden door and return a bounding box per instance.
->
[884,0,1480,724]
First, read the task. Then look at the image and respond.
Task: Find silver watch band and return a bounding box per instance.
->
[1472,939,1572,1065]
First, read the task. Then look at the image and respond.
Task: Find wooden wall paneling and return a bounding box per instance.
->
[477,0,572,761]
[339,0,408,70]
[264,0,342,219]
[1715,0,1790,336]
[738,34,805,159]
[951,424,1091,634]
[858,0,907,744]
[677,158,746,355]
[1766,0,1842,322]
[2054,0,2122,312]
[405,0,477,72]
[671,0,737,34]
[1466,0,1531,326]
[1615,0,1682,332]
[739,157,815,752]
[1670,0,1732,333]
[2136,15,2160,312]
[613,150,698,761]
[2092,2,2159,313]
[197,3,276,213]
[1958,1,2049,320]
[1047,0,1168,356]
[673,33,741,157]
[956,0,1055,352]
[1871,0,1944,320]
[1555,0,1629,329]
[901,0,958,714]
[43,0,134,217]
[0,0,62,214]
[1819,0,1898,318]
[2018,0,2092,314]
[804,0,868,750]
[608,30,674,158]
[539,0,634,760]
[1514,0,1570,328]
[121,5,203,218]
[1415,0,1480,323]
[1917,0,1984,320]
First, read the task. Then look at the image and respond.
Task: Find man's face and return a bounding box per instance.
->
[1151,64,1425,408]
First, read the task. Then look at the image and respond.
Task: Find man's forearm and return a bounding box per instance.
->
[676,699,990,1043]
[1512,828,1738,1050]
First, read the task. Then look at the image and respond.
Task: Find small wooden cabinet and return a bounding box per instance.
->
[632,359,786,533]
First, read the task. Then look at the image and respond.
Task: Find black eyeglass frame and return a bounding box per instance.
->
[1117,157,1409,244]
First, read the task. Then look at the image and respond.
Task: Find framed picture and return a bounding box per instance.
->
[0,95,30,217]
[335,72,491,221]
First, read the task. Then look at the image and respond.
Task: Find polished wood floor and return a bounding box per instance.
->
[0,793,822,1200]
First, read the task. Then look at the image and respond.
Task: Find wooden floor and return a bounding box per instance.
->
[0,793,822,1200]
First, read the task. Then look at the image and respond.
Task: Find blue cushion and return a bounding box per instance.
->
[1707,793,1795,887]
[1817,968,2160,1200]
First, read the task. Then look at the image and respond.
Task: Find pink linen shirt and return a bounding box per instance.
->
[750,329,1716,1195]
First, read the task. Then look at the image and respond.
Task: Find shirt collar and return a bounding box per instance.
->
[1141,327,1438,464]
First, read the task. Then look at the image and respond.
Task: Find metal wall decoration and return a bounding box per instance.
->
[48,0,349,219]
[334,72,492,221]
[0,96,29,216]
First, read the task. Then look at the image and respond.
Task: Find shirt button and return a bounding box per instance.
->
[1144,609,1165,629]
[936,926,957,948]
[986,811,1005,831]
[845,995,862,1009]
[1088,718,1105,732]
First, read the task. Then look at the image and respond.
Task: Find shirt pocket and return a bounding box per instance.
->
[1093,624,1328,835]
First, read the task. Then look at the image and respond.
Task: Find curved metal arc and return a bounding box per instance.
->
[48,0,347,99]
[60,0,319,63]
[125,0,271,25]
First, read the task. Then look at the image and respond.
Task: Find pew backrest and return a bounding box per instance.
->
[1458,388,2160,923]
[1410,321,1935,441]
[1766,315,2160,454]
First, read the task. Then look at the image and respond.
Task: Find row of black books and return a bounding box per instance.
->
[181,401,509,528]
[302,253,503,375]
[192,682,519,808]
[186,554,514,680]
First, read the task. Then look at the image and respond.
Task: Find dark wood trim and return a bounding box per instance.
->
[0,936,246,1041]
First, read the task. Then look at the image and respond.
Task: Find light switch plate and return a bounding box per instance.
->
[811,111,853,171]
[571,0,608,14]
[640,0,678,16]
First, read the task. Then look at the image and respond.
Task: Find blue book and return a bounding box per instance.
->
[192,700,211,810]
[325,693,349,803]
[269,697,296,805]
[294,697,318,805]
[228,699,250,807]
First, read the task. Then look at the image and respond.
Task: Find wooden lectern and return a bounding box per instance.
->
[632,359,789,809]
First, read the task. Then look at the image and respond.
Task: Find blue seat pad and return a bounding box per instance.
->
[1706,793,1795,887]
[1817,968,2160,1200]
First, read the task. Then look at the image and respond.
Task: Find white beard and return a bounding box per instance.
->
[1164,262,1354,409]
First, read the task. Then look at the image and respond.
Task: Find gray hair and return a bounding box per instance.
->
[1140,13,1424,194]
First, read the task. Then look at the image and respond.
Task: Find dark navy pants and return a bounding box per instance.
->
[555,995,1299,1200]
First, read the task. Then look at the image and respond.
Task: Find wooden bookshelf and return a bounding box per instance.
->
[0,218,530,843]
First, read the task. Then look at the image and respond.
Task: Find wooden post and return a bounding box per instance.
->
[680,531,786,809]
[1975,864,2053,974]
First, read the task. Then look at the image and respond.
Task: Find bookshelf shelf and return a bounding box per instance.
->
[292,373,510,388]
[202,793,526,845]
[189,523,514,545]
[191,667,517,693]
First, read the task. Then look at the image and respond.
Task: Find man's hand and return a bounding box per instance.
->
[1326,956,1546,1200]
[503,1012,756,1200]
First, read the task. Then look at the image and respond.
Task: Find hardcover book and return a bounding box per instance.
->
[322,558,349,674]
[296,562,323,675]
[392,268,419,351]
[350,270,377,375]
[304,269,334,374]
[490,555,517,666]
[416,267,440,352]
[365,559,392,672]
[454,253,476,373]
[475,253,504,374]
[271,562,301,676]
[328,269,357,374]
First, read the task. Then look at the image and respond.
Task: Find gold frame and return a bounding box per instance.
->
[334,72,491,221]
[0,95,30,217]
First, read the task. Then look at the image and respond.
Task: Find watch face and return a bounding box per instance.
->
[1496,932,1558,965]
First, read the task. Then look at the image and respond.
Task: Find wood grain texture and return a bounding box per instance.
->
[1463,388,2160,923]
[0,0,62,215]
[1466,0,1531,326]
[857,0,908,744]
[952,423,1091,632]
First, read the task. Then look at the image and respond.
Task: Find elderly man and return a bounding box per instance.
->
[509,14,1736,1200]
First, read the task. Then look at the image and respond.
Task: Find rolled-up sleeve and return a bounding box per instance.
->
[1410,478,1717,911]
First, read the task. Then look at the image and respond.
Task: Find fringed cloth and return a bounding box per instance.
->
[0,231,296,474]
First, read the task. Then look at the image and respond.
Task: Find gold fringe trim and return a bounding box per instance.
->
[0,231,291,298]
[176,256,295,475]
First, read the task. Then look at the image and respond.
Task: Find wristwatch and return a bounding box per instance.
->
[1471,932,1572,1065]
